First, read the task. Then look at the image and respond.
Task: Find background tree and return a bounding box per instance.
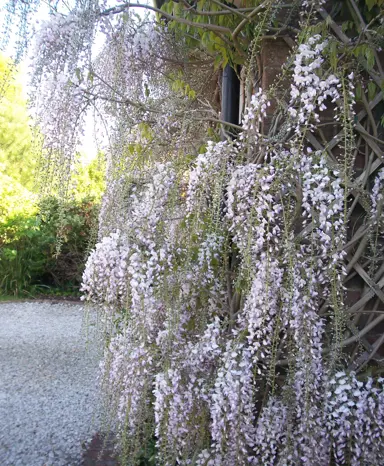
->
[0,53,37,190]
[0,53,103,296]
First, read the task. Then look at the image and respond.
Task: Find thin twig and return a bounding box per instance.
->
[100,3,232,35]
[232,1,269,39]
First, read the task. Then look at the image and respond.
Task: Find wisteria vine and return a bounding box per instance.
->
[80,32,384,465]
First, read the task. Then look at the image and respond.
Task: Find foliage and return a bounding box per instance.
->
[72,156,106,202]
[0,53,38,190]
[3,0,384,465]
[0,172,37,222]
[0,53,104,295]
[0,195,99,296]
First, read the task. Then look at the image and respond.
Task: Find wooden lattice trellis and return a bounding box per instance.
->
[253,7,384,375]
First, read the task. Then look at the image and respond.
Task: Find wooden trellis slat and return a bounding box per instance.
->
[347,275,384,315]
[348,259,384,307]
[355,123,384,162]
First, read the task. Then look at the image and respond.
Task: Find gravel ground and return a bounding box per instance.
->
[0,301,101,466]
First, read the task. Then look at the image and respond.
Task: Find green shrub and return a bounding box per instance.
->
[0,196,99,296]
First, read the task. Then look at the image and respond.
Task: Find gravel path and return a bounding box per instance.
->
[0,302,101,466]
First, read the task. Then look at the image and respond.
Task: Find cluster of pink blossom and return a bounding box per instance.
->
[300,148,346,280]
[30,8,96,189]
[100,330,154,434]
[254,396,287,464]
[33,9,95,75]
[197,234,224,287]
[93,163,180,440]
[209,341,256,465]
[98,174,130,239]
[35,76,86,193]
[242,257,284,361]
[288,262,327,464]
[29,5,191,198]
[203,259,284,465]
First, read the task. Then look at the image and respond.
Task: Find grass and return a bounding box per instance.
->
[0,285,81,303]
[0,294,27,302]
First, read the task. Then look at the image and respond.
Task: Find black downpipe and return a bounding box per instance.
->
[221,64,240,139]
[220,65,241,325]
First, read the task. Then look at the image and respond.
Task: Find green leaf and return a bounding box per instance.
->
[87,71,94,84]
[353,44,366,58]
[365,47,375,70]
[222,51,229,69]
[368,81,377,101]
[75,67,81,83]
[355,82,362,101]
[329,41,338,71]
[173,1,182,15]
[365,0,377,11]
[232,54,246,65]
[201,31,209,47]
[213,54,222,71]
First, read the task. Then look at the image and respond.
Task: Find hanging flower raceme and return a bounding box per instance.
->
[81,230,130,312]
[209,341,257,465]
[186,140,237,219]
[254,397,288,465]
[100,329,155,442]
[31,7,97,193]
[154,318,223,465]
[371,168,384,230]
[326,372,384,465]
[241,88,270,145]
[288,35,340,132]
[226,162,283,261]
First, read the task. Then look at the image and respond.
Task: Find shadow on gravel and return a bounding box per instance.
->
[82,433,119,466]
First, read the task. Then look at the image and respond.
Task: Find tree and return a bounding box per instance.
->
[0,53,37,190]
[72,155,106,201]
[3,1,384,465]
